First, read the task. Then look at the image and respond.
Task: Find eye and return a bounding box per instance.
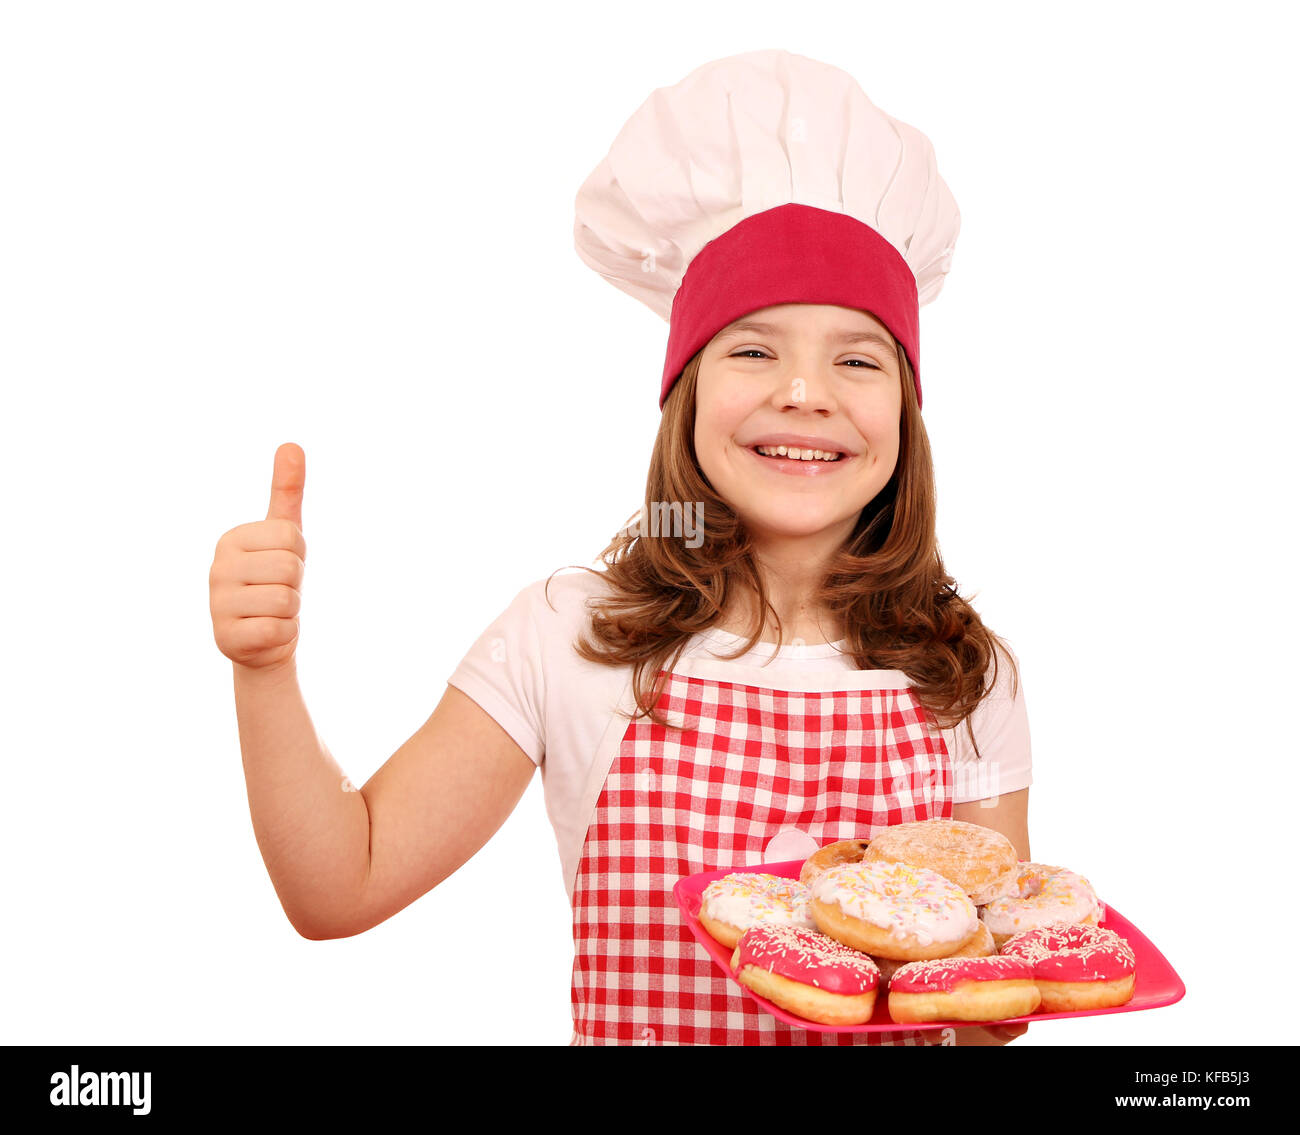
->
[729,349,881,370]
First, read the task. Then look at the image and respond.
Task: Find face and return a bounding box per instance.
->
[693,303,903,546]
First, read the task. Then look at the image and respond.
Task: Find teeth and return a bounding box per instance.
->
[755,445,842,462]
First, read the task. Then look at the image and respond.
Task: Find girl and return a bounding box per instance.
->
[210,50,1031,1046]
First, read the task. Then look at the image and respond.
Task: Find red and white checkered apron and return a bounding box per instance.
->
[569,666,953,1045]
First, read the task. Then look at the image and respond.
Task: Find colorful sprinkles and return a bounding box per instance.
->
[702,872,814,931]
[812,860,978,945]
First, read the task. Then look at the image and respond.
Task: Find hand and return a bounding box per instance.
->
[946,1021,1029,1046]
[209,442,308,672]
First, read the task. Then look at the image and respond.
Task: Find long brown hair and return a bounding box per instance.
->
[548,337,1018,758]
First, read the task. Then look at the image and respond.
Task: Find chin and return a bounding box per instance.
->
[742,511,843,539]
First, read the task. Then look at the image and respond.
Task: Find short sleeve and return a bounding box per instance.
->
[947,643,1032,805]
[446,581,547,766]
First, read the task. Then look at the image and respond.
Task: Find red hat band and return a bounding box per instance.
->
[660,203,921,410]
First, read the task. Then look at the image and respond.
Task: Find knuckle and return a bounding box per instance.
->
[253,617,283,647]
[281,550,305,584]
[279,518,302,547]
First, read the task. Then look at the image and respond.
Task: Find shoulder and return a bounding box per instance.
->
[498,567,614,653]
[982,637,1023,703]
[516,566,613,626]
[946,636,1032,801]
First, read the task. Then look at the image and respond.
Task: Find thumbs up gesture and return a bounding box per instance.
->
[209,443,309,672]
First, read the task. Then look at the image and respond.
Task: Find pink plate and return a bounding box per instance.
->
[673,859,1186,1033]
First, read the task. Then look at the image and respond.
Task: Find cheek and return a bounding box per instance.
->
[710,380,757,422]
[696,381,758,448]
[859,406,902,462]
[871,428,900,467]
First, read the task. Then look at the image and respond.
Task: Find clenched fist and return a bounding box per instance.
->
[210,442,308,672]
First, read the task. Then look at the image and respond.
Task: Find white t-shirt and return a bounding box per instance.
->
[446,568,1032,901]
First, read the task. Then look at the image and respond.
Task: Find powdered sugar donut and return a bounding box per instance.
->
[730,923,880,1025]
[888,955,1041,1022]
[981,862,1102,948]
[699,872,814,949]
[864,819,1019,905]
[1000,922,1137,1011]
[799,838,871,887]
[810,860,979,960]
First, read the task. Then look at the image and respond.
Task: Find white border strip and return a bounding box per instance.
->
[670,656,915,692]
[567,674,639,901]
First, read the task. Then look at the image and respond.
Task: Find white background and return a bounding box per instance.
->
[3,0,1295,1047]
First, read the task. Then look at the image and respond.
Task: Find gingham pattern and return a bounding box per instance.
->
[570,671,953,1045]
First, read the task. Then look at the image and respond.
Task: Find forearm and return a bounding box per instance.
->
[232,658,370,938]
[952,788,1029,861]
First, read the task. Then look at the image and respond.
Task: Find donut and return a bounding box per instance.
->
[1000,922,1137,1011]
[810,860,979,961]
[874,920,995,988]
[888,955,1041,1023]
[981,862,1102,948]
[864,819,1020,905]
[799,838,871,887]
[950,920,996,958]
[698,872,814,949]
[730,923,880,1026]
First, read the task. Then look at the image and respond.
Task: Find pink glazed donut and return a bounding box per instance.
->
[887,954,1042,1023]
[999,922,1136,1012]
[731,923,881,1026]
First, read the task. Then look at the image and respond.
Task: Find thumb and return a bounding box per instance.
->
[266,442,305,529]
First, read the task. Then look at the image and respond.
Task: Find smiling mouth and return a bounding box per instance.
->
[751,444,845,463]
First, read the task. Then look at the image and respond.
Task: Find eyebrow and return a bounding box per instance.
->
[715,320,896,352]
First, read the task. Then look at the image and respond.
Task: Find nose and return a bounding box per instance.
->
[773,368,837,414]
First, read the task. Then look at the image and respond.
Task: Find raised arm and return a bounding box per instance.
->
[320,683,537,939]
[212,443,536,941]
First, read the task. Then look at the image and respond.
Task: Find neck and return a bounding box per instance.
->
[719,524,852,645]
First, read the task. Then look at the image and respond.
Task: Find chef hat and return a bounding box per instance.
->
[573,49,960,411]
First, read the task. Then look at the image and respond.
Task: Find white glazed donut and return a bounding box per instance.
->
[980,862,1101,948]
[809,860,979,960]
[698,872,814,949]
